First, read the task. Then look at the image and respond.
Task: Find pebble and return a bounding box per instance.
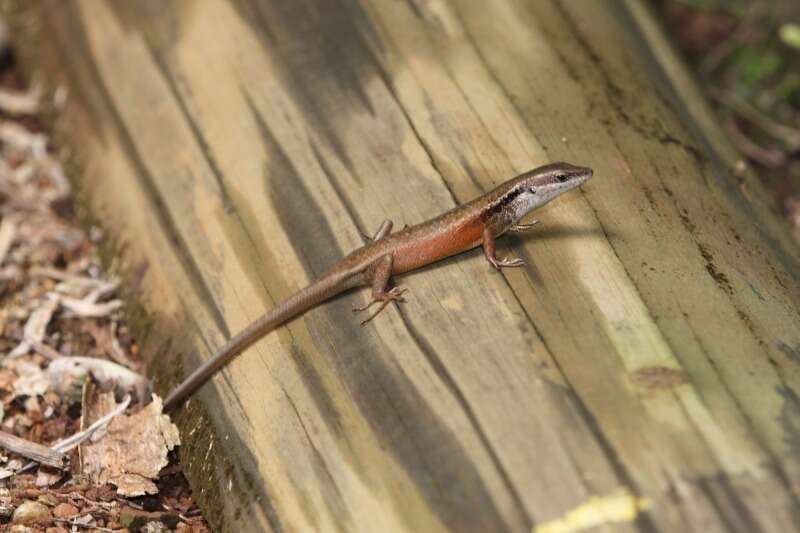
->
[52,502,79,519]
[12,500,51,525]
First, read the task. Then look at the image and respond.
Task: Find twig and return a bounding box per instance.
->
[724,116,786,168]
[8,295,60,358]
[53,395,131,452]
[30,266,102,286]
[0,430,67,468]
[54,517,114,532]
[59,295,123,318]
[711,90,800,150]
[69,491,116,511]
[30,341,63,361]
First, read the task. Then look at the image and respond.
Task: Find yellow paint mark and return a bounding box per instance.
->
[533,488,651,533]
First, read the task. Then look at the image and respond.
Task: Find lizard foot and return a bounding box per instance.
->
[488,256,526,269]
[353,286,408,325]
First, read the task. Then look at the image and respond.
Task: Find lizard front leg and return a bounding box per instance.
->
[483,227,526,269]
[353,253,407,324]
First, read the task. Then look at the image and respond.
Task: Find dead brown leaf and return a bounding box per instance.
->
[81,394,178,497]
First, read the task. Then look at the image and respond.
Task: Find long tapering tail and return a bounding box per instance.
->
[163,268,357,411]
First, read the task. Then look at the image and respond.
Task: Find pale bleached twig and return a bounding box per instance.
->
[59,295,123,318]
[30,266,98,285]
[8,295,60,358]
[30,340,62,361]
[55,517,114,532]
[84,278,120,304]
[52,395,131,453]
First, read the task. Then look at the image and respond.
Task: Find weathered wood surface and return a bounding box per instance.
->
[9,0,800,531]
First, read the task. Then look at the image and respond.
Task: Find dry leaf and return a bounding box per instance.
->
[12,361,51,398]
[47,356,149,400]
[81,394,179,496]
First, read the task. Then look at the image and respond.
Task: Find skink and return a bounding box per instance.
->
[164,162,593,410]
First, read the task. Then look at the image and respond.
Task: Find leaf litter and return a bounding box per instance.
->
[0,28,208,532]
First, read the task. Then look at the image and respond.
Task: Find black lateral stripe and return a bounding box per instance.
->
[483,185,525,220]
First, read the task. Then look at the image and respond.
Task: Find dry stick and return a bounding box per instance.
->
[54,518,114,532]
[724,116,786,168]
[0,430,67,469]
[53,395,131,452]
[711,90,800,150]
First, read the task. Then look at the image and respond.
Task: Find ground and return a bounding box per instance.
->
[0,31,209,533]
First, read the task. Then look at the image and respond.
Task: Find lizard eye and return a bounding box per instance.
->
[555,173,568,183]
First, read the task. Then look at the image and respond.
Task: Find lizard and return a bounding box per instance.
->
[163,162,593,410]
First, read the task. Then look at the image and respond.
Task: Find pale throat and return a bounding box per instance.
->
[510,190,543,222]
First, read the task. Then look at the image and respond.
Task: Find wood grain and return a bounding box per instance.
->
[8,0,800,531]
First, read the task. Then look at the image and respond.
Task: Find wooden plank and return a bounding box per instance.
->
[8,0,800,531]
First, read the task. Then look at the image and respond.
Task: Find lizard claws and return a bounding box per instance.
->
[354,286,408,325]
[488,256,526,269]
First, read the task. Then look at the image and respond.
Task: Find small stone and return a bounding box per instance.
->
[12,500,51,525]
[9,525,35,533]
[46,528,69,533]
[52,502,79,519]
[142,521,168,533]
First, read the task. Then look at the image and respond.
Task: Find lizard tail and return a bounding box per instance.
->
[163,268,358,411]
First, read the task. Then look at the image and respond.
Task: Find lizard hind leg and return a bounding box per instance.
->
[353,253,407,325]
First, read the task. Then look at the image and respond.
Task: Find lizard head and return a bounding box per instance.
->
[505,162,593,221]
